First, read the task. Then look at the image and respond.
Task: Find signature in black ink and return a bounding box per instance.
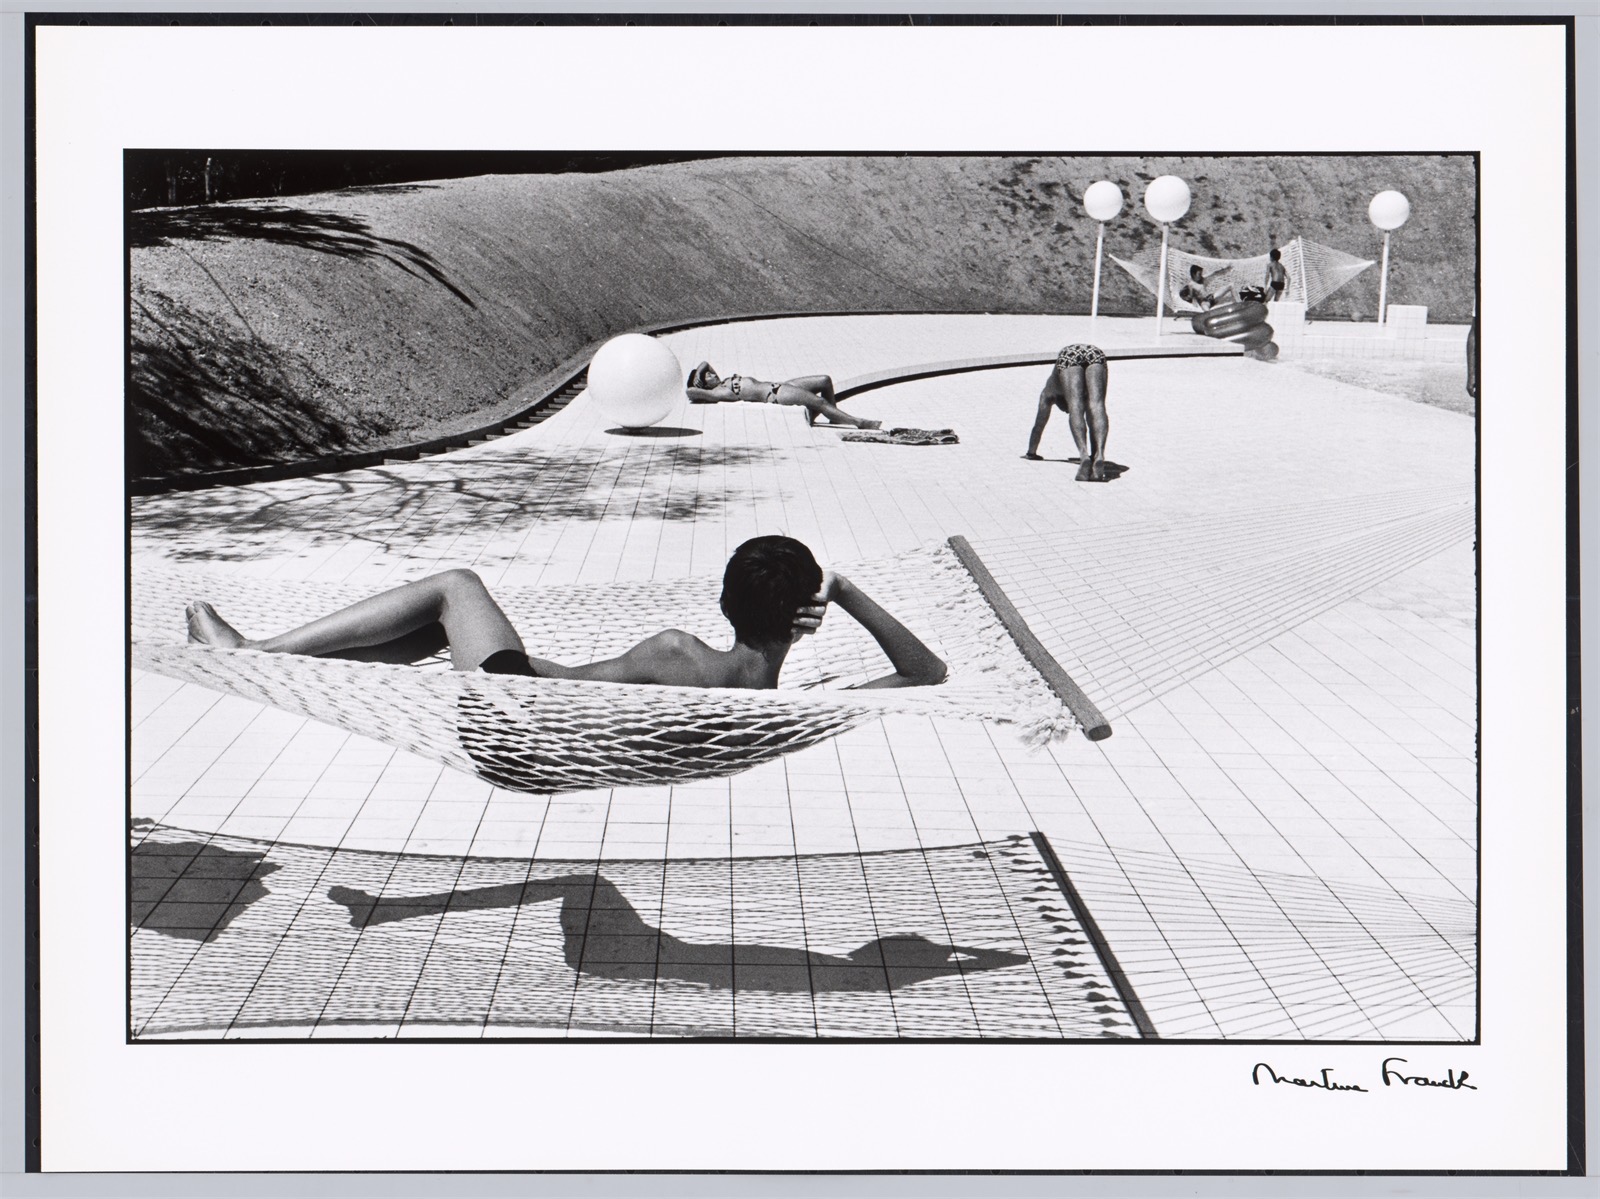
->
[1381,1057,1477,1090]
[1252,1063,1368,1092]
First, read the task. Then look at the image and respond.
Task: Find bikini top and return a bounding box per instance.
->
[726,374,743,397]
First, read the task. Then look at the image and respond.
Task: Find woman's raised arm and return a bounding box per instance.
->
[795,571,947,689]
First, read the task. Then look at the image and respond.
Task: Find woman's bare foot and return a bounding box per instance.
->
[186,601,249,648]
[1074,460,1094,482]
[859,419,883,430]
[1022,453,1043,461]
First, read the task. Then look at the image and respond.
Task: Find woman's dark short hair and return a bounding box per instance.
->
[720,536,823,645]
[1189,264,1204,279]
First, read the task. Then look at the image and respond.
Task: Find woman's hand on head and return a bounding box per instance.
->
[791,571,846,641]
[791,600,826,642]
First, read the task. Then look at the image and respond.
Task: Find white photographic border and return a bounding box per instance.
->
[24,14,1581,1176]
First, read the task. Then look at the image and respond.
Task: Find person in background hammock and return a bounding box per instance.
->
[185,535,947,691]
[1178,262,1234,310]
[685,362,882,429]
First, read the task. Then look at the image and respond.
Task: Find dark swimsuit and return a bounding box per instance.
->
[479,649,540,677]
[725,375,782,403]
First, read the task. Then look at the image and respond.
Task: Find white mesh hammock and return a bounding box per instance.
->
[132,540,1094,795]
[1111,237,1375,313]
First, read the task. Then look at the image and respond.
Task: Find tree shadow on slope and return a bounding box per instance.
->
[133,443,782,563]
[129,204,475,308]
[130,290,393,478]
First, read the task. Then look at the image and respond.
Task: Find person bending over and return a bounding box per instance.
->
[185,536,946,691]
[1022,344,1111,482]
[686,362,882,430]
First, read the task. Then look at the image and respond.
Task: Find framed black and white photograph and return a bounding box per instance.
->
[13,10,1586,1183]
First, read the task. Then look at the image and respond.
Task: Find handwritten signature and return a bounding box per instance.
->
[1252,1057,1477,1094]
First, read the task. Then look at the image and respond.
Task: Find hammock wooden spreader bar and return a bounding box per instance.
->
[948,535,1112,741]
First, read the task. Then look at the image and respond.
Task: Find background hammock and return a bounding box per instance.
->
[132,540,1086,796]
[1111,236,1375,313]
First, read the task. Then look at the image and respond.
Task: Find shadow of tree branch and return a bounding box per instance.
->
[133,443,781,564]
[130,203,476,308]
[130,290,394,478]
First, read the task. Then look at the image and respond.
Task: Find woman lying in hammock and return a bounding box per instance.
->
[185,535,947,691]
[685,362,882,429]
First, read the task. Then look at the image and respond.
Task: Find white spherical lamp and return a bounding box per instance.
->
[1083,181,1123,320]
[1083,180,1124,222]
[585,334,683,429]
[1369,190,1411,231]
[1143,175,1191,224]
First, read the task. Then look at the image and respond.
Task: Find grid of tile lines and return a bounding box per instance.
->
[131,826,1140,1040]
[966,486,1471,720]
[128,316,1478,1046]
[1049,839,1474,1040]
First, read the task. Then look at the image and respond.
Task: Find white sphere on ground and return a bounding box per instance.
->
[1143,175,1191,224]
[1083,180,1124,222]
[585,334,683,428]
[1369,190,1411,231]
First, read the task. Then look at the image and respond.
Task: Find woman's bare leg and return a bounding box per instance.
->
[186,569,526,671]
[777,384,880,429]
[1062,366,1093,479]
[786,375,837,403]
[1084,360,1110,478]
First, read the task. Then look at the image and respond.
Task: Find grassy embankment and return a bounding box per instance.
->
[130,155,1476,479]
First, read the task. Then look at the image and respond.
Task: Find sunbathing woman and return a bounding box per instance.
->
[185,535,946,691]
[1022,343,1112,482]
[686,362,882,429]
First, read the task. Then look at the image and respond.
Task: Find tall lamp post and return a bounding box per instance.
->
[1083,180,1124,320]
[1144,175,1191,335]
[1368,190,1411,326]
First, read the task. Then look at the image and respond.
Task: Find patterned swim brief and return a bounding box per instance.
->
[1056,344,1107,369]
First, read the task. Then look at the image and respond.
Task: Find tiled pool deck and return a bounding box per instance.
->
[130,314,1476,1040]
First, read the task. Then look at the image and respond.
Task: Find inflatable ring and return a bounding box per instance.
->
[1204,299,1269,325]
[1205,312,1266,339]
[1197,300,1269,337]
[1229,324,1275,350]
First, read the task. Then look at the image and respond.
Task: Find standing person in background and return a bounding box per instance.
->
[1265,249,1289,302]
